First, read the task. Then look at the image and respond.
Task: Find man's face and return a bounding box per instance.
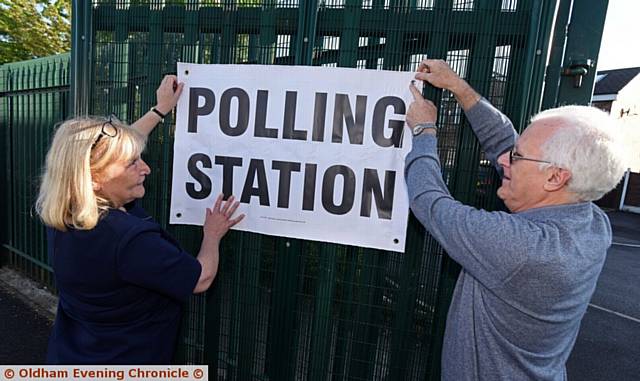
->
[496,119,561,212]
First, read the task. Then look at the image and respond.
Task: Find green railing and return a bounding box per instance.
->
[1,0,567,378]
[0,54,70,290]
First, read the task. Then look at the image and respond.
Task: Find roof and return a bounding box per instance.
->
[593,67,640,95]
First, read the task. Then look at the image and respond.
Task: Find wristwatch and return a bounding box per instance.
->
[151,107,167,121]
[412,122,437,136]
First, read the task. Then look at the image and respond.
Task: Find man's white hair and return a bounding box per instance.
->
[532,105,627,201]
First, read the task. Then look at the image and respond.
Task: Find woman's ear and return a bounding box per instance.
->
[92,171,104,191]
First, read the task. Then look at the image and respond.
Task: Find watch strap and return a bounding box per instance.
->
[151,107,167,120]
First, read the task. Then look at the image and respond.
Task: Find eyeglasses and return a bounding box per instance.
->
[91,115,120,150]
[509,149,552,165]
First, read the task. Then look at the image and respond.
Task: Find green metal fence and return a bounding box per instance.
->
[78,1,558,379]
[0,54,70,290]
[0,0,606,379]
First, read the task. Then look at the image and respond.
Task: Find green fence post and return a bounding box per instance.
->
[525,0,559,116]
[388,217,427,380]
[541,0,572,110]
[330,246,359,379]
[204,273,223,372]
[338,0,362,68]
[0,65,9,265]
[220,1,237,64]
[427,1,497,378]
[71,0,92,116]
[235,233,263,380]
[512,0,543,128]
[296,0,318,66]
[307,244,338,381]
[266,239,302,380]
[347,250,383,380]
[422,0,454,107]
[259,0,277,65]
[382,0,407,71]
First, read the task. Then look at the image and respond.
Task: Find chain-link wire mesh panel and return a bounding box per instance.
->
[0,54,70,290]
[86,0,555,379]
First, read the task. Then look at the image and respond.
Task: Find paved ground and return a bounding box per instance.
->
[566,211,640,381]
[0,278,52,364]
[0,211,639,379]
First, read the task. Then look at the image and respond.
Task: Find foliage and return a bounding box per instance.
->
[0,0,71,64]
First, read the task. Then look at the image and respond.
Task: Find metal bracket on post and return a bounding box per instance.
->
[561,59,594,88]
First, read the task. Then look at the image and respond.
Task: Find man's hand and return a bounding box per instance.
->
[414,59,463,91]
[406,82,438,129]
[415,59,481,111]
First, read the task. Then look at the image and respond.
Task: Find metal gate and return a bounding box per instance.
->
[76,2,555,379]
[0,0,610,378]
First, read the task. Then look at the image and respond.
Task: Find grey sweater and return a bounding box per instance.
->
[404,99,611,381]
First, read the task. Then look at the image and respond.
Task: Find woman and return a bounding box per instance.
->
[36,75,244,364]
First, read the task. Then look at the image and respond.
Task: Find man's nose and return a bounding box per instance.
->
[497,151,510,167]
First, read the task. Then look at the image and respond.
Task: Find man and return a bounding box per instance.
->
[404,59,626,380]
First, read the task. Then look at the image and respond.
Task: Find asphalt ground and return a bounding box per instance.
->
[0,211,638,379]
[566,211,640,381]
[0,279,52,364]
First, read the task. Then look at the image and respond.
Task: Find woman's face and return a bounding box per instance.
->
[95,157,151,209]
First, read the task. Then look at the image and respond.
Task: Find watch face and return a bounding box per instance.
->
[413,123,437,135]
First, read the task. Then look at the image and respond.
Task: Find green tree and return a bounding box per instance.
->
[0,0,71,64]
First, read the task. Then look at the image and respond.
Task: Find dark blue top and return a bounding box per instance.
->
[46,202,201,364]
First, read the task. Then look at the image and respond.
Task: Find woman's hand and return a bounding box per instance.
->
[130,75,185,136]
[155,75,184,115]
[203,193,245,243]
[193,194,244,294]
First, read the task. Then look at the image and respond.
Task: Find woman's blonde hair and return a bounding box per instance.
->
[36,116,147,231]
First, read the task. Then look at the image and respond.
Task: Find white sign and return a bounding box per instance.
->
[170,63,417,252]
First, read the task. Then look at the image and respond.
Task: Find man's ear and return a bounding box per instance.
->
[92,181,101,191]
[543,167,571,192]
